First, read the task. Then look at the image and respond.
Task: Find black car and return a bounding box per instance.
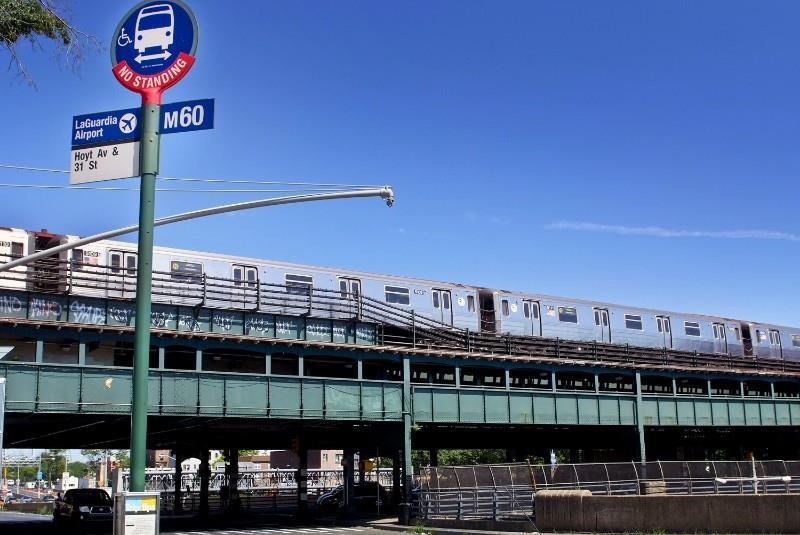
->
[53,489,113,527]
[317,482,390,512]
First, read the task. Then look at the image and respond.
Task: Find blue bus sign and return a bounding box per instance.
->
[72,99,214,148]
[111,0,199,100]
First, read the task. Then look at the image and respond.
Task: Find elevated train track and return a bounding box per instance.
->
[1,253,799,379]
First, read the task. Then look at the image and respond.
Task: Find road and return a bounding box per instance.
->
[0,512,397,535]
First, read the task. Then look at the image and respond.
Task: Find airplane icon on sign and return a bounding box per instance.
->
[119,113,137,134]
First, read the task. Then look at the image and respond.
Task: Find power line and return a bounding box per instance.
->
[0,183,371,193]
[0,163,382,188]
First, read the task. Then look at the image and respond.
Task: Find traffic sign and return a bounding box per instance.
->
[36,470,42,481]
[71,99,214,148]
[70,142,141,185]
[111,0,199,100]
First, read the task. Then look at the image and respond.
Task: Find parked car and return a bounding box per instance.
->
[42,495,56,503]
[53,489,113,527]
[317,482,390,512]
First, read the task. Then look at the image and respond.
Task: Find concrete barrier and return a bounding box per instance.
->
[536,491,800,534]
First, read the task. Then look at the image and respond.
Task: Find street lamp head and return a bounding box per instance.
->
[380,186,395,207]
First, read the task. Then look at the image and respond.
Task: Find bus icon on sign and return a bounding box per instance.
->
[135,4,174,53]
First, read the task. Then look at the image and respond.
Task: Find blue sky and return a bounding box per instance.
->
[2,0,800,326]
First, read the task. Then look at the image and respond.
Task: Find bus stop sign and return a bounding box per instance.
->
[111,0,198,103]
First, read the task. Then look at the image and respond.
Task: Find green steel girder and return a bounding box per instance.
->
[0,363,402,421]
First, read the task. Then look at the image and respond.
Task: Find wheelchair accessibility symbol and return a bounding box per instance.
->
[117,27,132,47]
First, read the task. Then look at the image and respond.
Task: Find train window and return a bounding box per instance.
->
[126,255,137,276]
[432,292,440,309]
[713,324,724,340]
[384,286,410,305]
[443,292,451,310]
[792,335,800,347]
[286,274,313,296]
[532,302,540,319]
[467,295,476,312]
[11,242,23,258]
[339,280,348,297]
[624,314,643,330]
[657,318,662,332]
[769,330,781,345]
[110,253,122,274]
[684,321,701,337]
[171,260,202,282]
[71,249,84,271]
[558,306,578,323]
[502,299,510,317]
[594,310,600,325]
[232,265,257,288]
[523,302,530,318]
[757,330,767,343]
[733,327,741,341]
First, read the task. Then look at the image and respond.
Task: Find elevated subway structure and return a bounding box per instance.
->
[1,256,800,518]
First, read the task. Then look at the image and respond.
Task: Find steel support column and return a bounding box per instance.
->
[635,371,647,480]
[173,454,183,514]
[343,448,354,512]
[199,448,210,519]
[399,355,412,524]
[297,443,308,517]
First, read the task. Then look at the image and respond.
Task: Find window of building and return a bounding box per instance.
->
[285,274,313,296]
[558,306,578,323]
[502,299,510,317]
[624,314,643,330]
[384,286,410,305]
[684,321,701,337]
[467,295,476,312]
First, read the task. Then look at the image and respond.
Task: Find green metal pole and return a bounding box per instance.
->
[130,102,160,493]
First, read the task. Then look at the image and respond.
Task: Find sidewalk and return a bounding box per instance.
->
[368,517,539,535]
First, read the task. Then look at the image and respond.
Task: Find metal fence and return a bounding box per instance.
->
[414,460,800,521]
[120,468,395,513]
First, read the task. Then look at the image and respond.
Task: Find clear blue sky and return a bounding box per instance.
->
[2,0,800,326]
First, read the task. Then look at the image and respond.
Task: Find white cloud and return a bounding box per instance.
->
[545,221,800,242]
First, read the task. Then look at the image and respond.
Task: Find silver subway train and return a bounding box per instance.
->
[1,226,797,361]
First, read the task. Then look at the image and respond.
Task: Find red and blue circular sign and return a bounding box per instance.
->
[111,0,199,103]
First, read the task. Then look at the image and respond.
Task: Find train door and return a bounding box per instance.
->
[431,288,453,326]
[108,250,137,298]
[712,323,728,354]
[769,329,783,359]
[740,323,754,356]
[338,277,362,316]
[232,264,258,307]
[478,290,496,332]
[593,308,611,343]
[522,300,541,336]
[656,315,673,348]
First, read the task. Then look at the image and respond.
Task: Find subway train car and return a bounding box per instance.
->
[1,226,799,362]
